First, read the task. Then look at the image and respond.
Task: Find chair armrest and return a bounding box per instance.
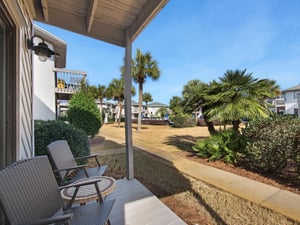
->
[75,154,101,166]
[22,213,73,225]
[55,164,87,173]
[55,164,88,181]
[75,154,99,160]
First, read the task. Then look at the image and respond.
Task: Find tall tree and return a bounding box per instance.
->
[88,84,106,113]
[143,92,153,117]
[88,85,98,99]
[96,85,106,113]
[106,78,135,127]
[156,107,167,119]
[128,48,160,131]
[205,69,280,131]
[169,96,183,115]
[181,80,216,133]
[106,79,125,127]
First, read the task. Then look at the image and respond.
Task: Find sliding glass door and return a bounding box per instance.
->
[0,4,16,169]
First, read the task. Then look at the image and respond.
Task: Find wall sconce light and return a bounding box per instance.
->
[27,35,59,62]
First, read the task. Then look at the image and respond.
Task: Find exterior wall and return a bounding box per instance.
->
[147,103,169,118]
[148,106,160,117]
[33,44,56,120]
[284,91,300,116]
[3,0,34,160]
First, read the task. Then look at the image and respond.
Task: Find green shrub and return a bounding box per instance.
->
[170,114,196,128]
[34,120,90,157]
[242,115,300,173]
[67,91,102,137]
[192,129,242,164]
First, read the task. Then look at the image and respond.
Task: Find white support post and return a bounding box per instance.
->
[124,28,134,179]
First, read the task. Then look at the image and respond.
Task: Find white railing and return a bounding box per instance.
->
[54,68,87,94]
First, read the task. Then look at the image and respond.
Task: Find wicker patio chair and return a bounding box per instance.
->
[0,156,115,225]
[47,140,108,185]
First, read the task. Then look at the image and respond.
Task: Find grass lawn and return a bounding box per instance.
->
[91,132,299,225]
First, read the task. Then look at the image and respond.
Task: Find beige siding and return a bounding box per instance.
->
[3,0,34,159]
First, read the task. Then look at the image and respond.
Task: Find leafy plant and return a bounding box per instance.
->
[192,129,241,164]
[34,120,89,158]
[67,91,102,137]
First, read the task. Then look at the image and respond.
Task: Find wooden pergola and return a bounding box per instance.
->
[28,0,169,179]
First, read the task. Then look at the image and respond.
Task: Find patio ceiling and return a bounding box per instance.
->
[26,0,169,180]
[28,0,169,47]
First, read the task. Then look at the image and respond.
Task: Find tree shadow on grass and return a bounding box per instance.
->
[94,137,227,224]
[135,150,228,225]
[164,135,207,152]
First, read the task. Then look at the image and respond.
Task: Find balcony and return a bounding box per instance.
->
[54,68,87,100]
[274,98,285,106]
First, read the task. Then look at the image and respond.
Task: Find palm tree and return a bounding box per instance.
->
[205,69,280,131]
[106,78,136,127]
[88,84,106,113]
[88,85,98,98]
[143,92,153,117]
[96,85,106,113]
[181,80,216,133]
[169,96,183,115]
[182,79,207,113]
[130,48,160,131]
[156,107,167,119]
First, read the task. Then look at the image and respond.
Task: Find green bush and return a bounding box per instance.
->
[67,91,102,137]
[34,120,90,157]
[170,114,196,128]
[192,129,242,164]
[242,115,300,173]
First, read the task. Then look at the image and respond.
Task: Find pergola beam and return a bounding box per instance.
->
[87,0,98,33]
[129,0,168,41]
[41,0,49,22]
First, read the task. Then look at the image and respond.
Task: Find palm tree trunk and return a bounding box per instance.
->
[232,120,240,132]
[205,118,216,134]
[118,100,123,128]
[203,114,216,134]
[202,107,216,134]
[137,83,143,132]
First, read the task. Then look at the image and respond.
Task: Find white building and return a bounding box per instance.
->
[33,25,66,120]
[282,84,300,117]
[147,102,169,118]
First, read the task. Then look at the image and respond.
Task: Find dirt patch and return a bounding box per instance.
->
[172,150,300,195]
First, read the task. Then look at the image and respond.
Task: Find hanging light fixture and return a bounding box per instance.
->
[27,35,59,62]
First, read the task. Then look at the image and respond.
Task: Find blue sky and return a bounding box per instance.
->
[36,0,300,105]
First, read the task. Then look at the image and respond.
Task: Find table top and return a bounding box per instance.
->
[61,176,116,204]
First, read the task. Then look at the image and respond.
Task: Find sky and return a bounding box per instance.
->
[35,0,300,105]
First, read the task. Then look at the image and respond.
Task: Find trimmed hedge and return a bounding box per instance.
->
[170,114,196,128]
[34,120,90,158]
[242,115,300,173]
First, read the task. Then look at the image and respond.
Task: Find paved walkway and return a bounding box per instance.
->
[98,124,300,223]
